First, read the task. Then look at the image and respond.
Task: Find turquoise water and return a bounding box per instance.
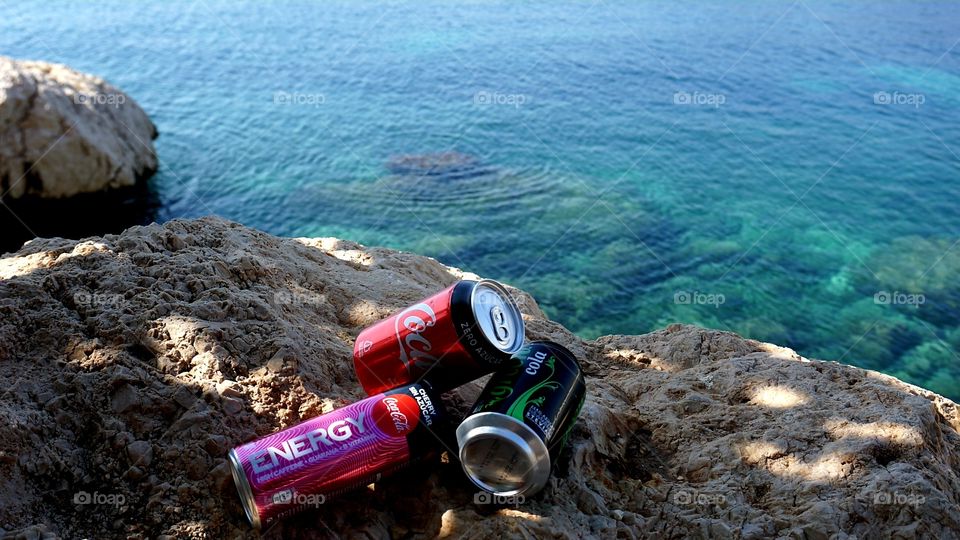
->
[4,1,960,398]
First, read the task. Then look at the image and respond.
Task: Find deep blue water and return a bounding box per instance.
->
[3,1,960,398]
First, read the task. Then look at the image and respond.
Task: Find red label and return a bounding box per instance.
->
[393,302,440,373]
[372,394,421,437]
[354,284,472,395]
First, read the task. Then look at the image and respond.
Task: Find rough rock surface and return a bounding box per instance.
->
[0,56,157,199]
[0,217,958,539]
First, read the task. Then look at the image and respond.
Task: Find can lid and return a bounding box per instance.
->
[470,280,525,356]
[456,412,551,497]
[228,448,262,529]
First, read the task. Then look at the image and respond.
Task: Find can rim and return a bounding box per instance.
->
[228,448,262,529]
[456,412,551,497]
[470,279,525,355]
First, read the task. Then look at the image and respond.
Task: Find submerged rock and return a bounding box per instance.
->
[386,151,488,178]
[857,236,960,328]
[0,217,958,538]
[0,56,158,199]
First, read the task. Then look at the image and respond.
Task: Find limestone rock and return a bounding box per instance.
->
[0,217,957,538]
[0,56,157,199]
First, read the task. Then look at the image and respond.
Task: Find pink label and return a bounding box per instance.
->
[233,391,415,524]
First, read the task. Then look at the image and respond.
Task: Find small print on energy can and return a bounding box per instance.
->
[456,341,586,498]
[228,382,447,529]
[353,279,525,395]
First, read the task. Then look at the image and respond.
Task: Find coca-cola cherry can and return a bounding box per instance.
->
[228,382,447,529]
[353,279,525,395]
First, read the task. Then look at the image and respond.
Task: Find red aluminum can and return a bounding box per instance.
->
[353,279,525,395]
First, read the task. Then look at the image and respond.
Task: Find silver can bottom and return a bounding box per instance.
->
[456,412,551,497]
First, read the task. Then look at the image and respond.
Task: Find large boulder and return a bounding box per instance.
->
[0,56,157,199]
[0,217,957,539]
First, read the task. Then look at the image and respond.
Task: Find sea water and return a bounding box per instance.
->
[3,1,958,397]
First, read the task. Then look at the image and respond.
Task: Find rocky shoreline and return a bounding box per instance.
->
[0,56,157,200]
[0,217,958,538]
[0,56,159,255]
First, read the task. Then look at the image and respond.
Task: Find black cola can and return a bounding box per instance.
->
[455,341,586,497]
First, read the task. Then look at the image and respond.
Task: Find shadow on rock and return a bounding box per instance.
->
[0,180,160,255]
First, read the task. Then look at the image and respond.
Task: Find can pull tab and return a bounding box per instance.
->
[469,280,524,355]
[490,305,511,345]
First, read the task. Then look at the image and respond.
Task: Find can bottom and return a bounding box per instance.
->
[228,448,262,529]
[456,412,551,497]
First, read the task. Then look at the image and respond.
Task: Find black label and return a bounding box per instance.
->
[470,341,586,460]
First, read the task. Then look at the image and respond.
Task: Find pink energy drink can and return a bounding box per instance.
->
[228,383,447,529]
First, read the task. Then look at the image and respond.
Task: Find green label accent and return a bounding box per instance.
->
[504,353,560,424]
[477,358,524,411]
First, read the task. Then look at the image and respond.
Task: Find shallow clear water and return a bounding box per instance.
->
[4,1,960,398]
